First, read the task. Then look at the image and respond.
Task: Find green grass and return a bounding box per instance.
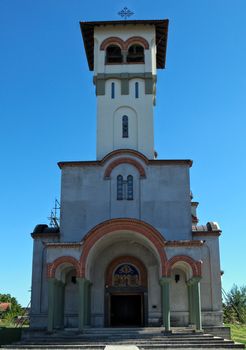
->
[226,324,246,347]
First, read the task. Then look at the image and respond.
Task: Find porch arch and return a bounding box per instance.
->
[80,218,167,278]
[167,255,202,278]
[47,256,80,279]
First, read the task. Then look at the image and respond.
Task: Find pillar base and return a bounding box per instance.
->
[161,330,172,335]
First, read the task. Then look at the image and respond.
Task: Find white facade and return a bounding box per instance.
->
[29,19,224,333]
[94,25,156,159]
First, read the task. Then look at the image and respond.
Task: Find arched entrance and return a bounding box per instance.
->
[82,218,167,327]
[105,256,147,327]
[47,256,80,331]
[167,255,202,329]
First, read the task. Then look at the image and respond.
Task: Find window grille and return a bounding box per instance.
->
[117,175,133,200]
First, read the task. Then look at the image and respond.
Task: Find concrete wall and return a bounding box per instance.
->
[59,158,191,241]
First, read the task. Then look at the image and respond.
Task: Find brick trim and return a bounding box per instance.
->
[100,37,125,50]
[101,149,149,164]
[105,256,147,287]
[167,255,202,277]
[80,218,167,277]
[100,36,149,51]
[125,36,149,50]
[104,157,146,178]
[47,256,81,278]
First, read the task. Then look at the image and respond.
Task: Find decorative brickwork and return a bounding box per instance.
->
[167,255,202,277]
[80,218,167,277]
[101,149,149,164]
[100,36,149,51]
[100,37,125,50]
[125,36,149,50]
[105,256,147,287]
[47,256,81,278]
[104,157,146,178]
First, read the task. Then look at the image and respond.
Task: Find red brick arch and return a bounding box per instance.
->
[47,256,80,278]
[104,157,146,178]
[100,36,149,51]
[80,218,167,278]
[167,255,202,277]
[125,36,149,50]
[100,37,125,50]
[101,149,149,165]
[105,255,147,287]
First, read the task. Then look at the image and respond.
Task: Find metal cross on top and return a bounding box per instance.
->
[118,7,134,20]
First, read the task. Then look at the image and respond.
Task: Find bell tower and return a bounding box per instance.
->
[81,20,168,160]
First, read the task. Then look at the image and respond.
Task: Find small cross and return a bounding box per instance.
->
[118,7,134,20]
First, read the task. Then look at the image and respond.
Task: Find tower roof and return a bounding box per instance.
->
[80,19,169,71]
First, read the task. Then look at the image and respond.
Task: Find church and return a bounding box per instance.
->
[30,18,223,333]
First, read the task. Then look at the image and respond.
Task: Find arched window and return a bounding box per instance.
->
[135,82,139,99]
[127,175,133,200]
[116,175,134,200]
[106,45,123,63]
[113,264,139,286]
[127,44,144,63]
[111,82,115,99]
[122,115,128,138]
[117,175,123,200]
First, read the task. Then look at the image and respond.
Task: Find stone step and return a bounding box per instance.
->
[15,337,234,343]
[3,339,244,349]
[2,345,245,350]
[3,330,244,350]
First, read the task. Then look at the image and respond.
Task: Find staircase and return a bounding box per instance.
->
[2,328,245,349]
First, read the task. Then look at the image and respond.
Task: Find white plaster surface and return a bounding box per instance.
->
[94,25,156,160]
[94,25,156,74]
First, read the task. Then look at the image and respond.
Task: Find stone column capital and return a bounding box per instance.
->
[187,276,201,286]
[159,277,172,285]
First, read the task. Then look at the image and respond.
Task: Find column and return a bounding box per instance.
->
[84,280,92,326]
[187,277,202,331]
[47,278,56,332]
[187,283,195,325]
[193,278,202,331]
[78,277,86,331]
[160,277,171,332]
[54,281,65,329]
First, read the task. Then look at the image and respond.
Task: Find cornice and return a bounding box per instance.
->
[164,240,204,247]
[45,242,83,248]
[192,231,221,237]
[58,149,192,169]
[31,232,60,239]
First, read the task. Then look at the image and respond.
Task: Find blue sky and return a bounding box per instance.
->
[0,0,245,306]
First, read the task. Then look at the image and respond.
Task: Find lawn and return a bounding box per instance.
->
[227,324,246,347]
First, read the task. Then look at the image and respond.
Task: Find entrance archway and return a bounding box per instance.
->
[105,256,147,327]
